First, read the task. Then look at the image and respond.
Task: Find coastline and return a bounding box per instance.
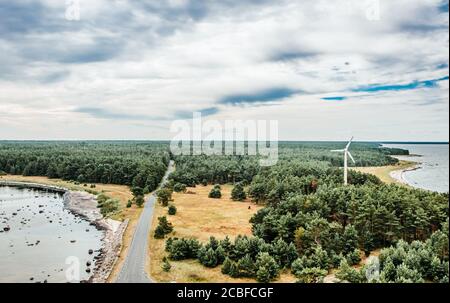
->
[388,162,422,187]
[0,180,127,283]
[353,160,419,186]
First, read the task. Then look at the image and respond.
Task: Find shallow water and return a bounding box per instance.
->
[383,144,449,193]
[0,186,104,283]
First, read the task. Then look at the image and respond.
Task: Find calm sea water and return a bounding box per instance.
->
[0,186,103,283]
[383,144,449,193]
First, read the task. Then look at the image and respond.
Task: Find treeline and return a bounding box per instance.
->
[170,142,402,186]
[0,142,170,192]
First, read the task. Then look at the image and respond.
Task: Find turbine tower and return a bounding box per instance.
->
[331,137,356,185]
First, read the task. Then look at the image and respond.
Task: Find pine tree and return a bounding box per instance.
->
[256,266,271,283]
[295,267,328,283]
[216,245,226,264]
[199,247,218,268]
[221,257,233,275]
[237,254,256,277]
[162,257,172,272]
[231,183,247,201]
[168,204,177,215]
[255,253,279,282]
[208,187,222,199]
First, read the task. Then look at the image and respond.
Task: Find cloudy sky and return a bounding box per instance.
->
[0,0,448,141]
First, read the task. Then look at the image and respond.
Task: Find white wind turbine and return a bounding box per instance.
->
[331,137,356,185]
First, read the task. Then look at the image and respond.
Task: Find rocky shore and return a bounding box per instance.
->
[0,181,127,283]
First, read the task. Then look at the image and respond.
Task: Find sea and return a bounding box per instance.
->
[382,143,449,193]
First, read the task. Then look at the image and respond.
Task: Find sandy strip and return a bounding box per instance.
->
[389,163,421,186]
[0,181,127,283]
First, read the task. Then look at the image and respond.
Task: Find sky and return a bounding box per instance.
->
[0,0,448,141]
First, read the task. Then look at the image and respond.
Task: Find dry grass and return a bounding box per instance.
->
[352,160,417,185]
[0,174,140,283]
[147,184,296,283]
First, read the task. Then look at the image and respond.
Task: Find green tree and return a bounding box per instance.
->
[135,195,145,208]
[255,253,279,282]
[157,188,173,206]
[295,267,327,283]
[168,204,177,215]
[173,183,187,193]
[208,187,222,199]
[198,247,218,268]
[231,183,247,201]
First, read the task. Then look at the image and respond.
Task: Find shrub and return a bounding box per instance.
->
[231,183,247,201]
[126,200,132,208]
[255,253,279,282]
[296,267,328,283]
[198,247,219,268]
[166,238,202,260]
[154,216,173,239]
[157,188,173,206]
[173,183,187,193]
[237,254,256,277]
[335,259,365,283]
[208,187,222,199]
[168,204,177,215]
[162,257,172,272]
[135,195,145,208]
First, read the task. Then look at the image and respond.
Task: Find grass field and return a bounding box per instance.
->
[0,174,139,282]
[352,160,417,185]
[147,184,296,283]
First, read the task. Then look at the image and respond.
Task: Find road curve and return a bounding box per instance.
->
[115,160,174,283]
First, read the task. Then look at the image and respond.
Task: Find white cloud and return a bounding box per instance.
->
[0,0,448,141]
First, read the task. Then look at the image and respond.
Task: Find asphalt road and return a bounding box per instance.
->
[115,160,174,283]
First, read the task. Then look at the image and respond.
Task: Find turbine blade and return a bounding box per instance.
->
[345,136,354,150]
[347,151,356,164]
[331,149,345,152]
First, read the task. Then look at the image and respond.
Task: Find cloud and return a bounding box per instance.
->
[0,0,448,141]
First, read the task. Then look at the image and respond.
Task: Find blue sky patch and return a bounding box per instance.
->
[219,88,298,105]
[322,96,347,101]
[353,76,449,93]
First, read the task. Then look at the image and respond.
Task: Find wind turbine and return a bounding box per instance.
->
[331,137,356,185]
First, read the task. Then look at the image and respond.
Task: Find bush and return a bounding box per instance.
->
[237,254,256,277]
[222,257,233,275]
[255,253,279,282]
[162,257,172,272]
[168,204,177,215]
[135,195,145,208]
[98,198,119,216]
[154,216,173,239]
[157,188,173,206]
[126,200,132,208]
[231,183,247,201]
[296,267,328,283]
[173,183,187,193]
[208,187,222,199]
[335,259,365,283]
[198,247,219,268]
[166,238,202,260]
[346,249,362,266]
